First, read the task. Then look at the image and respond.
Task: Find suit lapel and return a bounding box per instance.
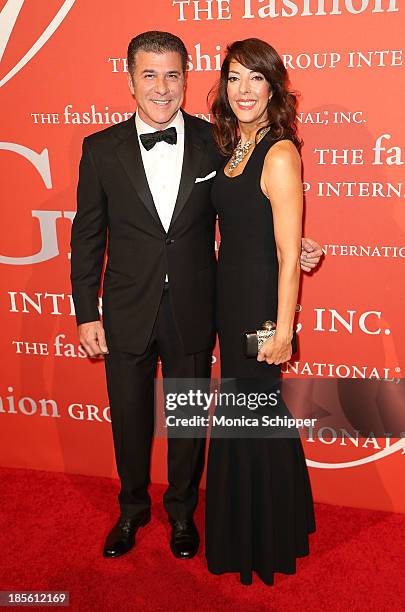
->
[169,112,205,230]
[115,117,165,232]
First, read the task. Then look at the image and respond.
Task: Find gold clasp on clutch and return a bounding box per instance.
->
[261,320,276,331]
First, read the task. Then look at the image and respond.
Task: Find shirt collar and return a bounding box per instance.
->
[135,109,184,136]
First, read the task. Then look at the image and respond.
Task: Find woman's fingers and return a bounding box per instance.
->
[258,344,291,365]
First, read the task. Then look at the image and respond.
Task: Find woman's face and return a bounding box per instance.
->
[226,59,271,128]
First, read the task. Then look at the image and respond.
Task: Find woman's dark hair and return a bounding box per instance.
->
[210,38,302,156]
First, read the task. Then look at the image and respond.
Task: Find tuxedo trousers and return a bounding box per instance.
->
[104,285,212,521]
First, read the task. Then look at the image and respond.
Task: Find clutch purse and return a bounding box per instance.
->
[244,320,297,358]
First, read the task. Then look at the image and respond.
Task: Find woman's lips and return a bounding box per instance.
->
[235,100,257,110]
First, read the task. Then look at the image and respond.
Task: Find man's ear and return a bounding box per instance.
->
[128,74,135,96]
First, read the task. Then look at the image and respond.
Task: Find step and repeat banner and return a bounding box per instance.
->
[1,0,404,512]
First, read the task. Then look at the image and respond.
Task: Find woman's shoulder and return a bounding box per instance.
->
[262,135,301,170]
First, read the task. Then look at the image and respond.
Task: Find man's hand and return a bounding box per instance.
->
[78,321,109,359]
[300,237,323,272]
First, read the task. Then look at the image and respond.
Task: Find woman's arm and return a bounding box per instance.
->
[258,140,303,365]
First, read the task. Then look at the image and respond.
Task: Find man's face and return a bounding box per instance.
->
[128,50,185,130]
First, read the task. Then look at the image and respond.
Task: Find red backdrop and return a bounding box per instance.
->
[1,0,404,513]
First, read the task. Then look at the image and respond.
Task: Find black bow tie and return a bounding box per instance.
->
[140,126,177,151]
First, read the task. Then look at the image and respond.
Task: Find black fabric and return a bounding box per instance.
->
[205,135,316,585]
[139,126,177,150]
[105,288,211,521]
[71,111,223,524]
[71,111,223,354]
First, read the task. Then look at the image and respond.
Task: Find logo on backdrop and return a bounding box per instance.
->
[0,141,65,266]
[171,0,399,21]
[306,438,405,469]
[0,0,76,88]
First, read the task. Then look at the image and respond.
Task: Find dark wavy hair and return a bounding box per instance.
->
[210,38,302,156]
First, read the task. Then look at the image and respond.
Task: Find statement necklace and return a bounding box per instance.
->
[227,126,271,175]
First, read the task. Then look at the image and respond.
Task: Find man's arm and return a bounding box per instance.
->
[300,237,323,272]
[71,137,108,358]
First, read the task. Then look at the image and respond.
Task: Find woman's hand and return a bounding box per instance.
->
[257,331,292,365]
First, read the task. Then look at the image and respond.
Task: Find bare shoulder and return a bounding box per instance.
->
[263,139,301,172]
[261,139,303,199]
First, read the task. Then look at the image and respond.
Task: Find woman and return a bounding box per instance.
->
[205,38,316,585]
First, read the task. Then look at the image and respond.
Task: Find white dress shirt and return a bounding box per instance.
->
[135,110,184,233]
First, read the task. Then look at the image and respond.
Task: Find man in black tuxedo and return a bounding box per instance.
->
[71,31,322,561]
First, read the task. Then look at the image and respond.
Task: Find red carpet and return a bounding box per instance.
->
[1,467,404,612]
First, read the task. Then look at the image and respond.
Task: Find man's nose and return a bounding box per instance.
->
[154,76,169,95]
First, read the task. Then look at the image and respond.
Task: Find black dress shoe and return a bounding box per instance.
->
[103,514,150,558]
[169,519,199,559]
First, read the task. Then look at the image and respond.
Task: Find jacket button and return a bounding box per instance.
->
[166,239,175,245]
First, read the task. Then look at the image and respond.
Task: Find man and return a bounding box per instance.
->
[71,31,322,561]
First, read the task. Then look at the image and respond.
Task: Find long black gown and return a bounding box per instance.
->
[205,134,316,585]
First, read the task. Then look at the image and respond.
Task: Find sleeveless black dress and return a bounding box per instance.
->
[205,135,316,585]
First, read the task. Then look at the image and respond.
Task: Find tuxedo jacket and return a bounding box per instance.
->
[71,111,223,354]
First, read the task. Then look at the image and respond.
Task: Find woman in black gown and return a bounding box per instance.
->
[205,38,316,585]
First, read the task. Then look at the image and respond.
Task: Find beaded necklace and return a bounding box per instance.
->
[227,126,271,175]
